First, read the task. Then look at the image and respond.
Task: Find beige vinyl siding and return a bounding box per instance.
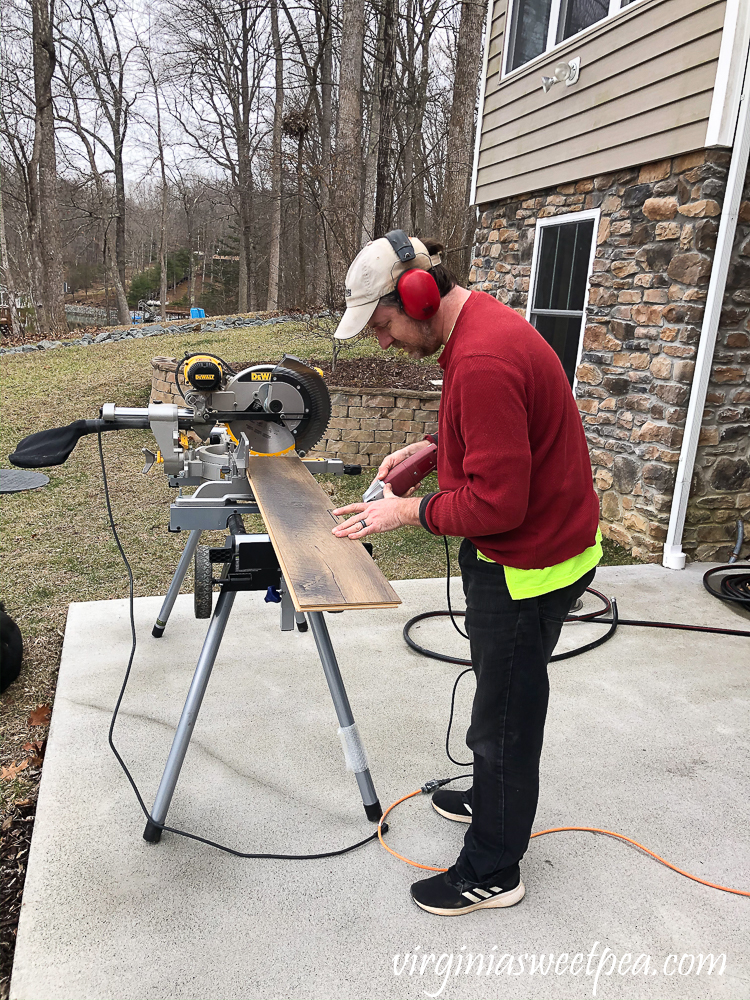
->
[475,0,726,205]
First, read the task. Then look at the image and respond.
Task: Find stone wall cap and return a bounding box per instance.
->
[330,384,442,398]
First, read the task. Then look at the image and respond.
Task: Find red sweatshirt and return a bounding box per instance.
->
[420,290,600,569]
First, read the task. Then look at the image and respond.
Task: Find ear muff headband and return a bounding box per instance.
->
[384,229,441,321]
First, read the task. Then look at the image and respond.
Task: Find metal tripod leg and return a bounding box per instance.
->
[152,529,202,638]
[307,611,382,821]
[143,587,237,842]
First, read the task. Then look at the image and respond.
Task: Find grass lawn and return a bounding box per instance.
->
[0,320,637,806]
[0,319,638,799]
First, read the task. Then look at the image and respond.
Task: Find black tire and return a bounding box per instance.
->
[194,546,213,619]
[0,602,23,694]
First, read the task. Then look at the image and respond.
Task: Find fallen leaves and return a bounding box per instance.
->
[0,742,46,783]
[22,741,45,767]
[0,762,28,782]
[27,705,51,727]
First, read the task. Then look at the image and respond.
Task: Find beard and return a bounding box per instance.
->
[391,318,441,359]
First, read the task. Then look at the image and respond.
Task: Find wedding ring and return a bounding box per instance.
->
[360,519,367,530]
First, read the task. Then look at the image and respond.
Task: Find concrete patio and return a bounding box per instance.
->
[10,563,750,1000]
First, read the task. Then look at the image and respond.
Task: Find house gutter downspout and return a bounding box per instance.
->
[662,40,750,570]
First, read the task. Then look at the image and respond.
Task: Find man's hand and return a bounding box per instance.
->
[332,483,421,539]
[376,439,433,482]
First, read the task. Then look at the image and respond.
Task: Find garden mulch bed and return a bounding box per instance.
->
[235,357,444,391]
[0,797,37,998]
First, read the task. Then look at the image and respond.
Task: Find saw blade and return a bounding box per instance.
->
[221,359,330,455]
[238,419,296,455]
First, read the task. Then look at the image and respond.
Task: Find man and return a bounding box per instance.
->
[331,232,601,916]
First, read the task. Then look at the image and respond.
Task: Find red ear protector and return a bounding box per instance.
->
[385,230,441,321]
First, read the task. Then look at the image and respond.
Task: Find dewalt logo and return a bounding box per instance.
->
[251,372,272,381]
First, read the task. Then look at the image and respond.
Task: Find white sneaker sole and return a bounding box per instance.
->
[432,801,472,824]
[413,881,525,916]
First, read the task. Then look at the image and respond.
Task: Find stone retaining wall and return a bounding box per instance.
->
[150,357,440,467]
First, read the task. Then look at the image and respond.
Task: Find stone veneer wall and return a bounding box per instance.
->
[470,151,750,563]
[685,162,750,561]
[150,356,439,468]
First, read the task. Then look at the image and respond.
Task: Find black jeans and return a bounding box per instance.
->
[454,538,595,884]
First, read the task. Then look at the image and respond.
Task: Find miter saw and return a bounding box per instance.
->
[10,353,335,480]
[10,354,387,843]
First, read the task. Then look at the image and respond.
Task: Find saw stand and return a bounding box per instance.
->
[142,461,383,844]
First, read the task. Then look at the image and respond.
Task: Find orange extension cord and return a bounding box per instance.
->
[377,788,750,898]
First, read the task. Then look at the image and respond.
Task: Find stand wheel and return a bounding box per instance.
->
[194,545,213,619]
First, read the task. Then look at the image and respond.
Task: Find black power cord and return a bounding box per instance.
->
[404,533,750,767]
[98,433,385,859]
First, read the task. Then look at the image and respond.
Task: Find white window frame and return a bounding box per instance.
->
[501,0,646,79]
[526,208,600,394]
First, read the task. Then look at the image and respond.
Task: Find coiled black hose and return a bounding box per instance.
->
[404,525,750,669]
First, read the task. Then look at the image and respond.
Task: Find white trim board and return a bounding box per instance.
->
[705,0,750,147]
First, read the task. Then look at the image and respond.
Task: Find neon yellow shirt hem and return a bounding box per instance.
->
[476,529,602,600]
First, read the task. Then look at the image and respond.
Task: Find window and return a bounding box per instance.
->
[527,211,598,387]
[505,0,639,74]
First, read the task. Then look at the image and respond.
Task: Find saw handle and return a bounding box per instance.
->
[385,442,438,496]
[9,410,154,468]
[9,420,116,468]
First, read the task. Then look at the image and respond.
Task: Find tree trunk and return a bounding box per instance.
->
[315,0,333,305]
[152,63,169,322]
[113,134,128,305]
[442,0,486,284]
[361,14,384,245]
[373,0,396,238]
[297,131,306,308]
[0,175,22,339]
[266,0,284,311]
[238,218,248,313]
[332,0,365,273]
[30,0,67,337]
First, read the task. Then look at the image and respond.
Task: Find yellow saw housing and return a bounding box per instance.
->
[183,355,224,392]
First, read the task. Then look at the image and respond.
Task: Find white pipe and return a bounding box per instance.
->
[662,38,750,570]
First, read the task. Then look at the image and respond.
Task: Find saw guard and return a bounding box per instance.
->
[226,356,330,456]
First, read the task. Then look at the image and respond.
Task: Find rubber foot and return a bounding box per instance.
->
[152,625,165,638]
[143,819,162,843]
[364,799,383,822]
[296,621,308,632]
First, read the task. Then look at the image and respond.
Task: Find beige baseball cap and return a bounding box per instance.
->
[334,236,442,340]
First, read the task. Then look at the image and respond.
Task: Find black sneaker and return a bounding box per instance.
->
[411,864,525,916]
[432,788,472,823]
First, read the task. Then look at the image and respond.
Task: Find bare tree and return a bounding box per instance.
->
[57,0,137,321]
[165,0,270,311]
[0,0,67,336]
[0,168,22,338]
[55,42,131,322]
[331,0,365,267]
[373,0,397,238]
[266,0,283,310]
[30,0,67,334]
[441,0,486,283]
[139,36,169,320]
